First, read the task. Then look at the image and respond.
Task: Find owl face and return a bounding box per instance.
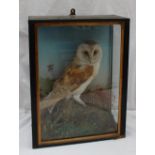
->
[76,41,102,65]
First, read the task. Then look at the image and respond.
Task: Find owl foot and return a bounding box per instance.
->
[48,106,55,114]
[73,95,87,107]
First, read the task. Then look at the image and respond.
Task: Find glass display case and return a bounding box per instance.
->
[29,14,130,148]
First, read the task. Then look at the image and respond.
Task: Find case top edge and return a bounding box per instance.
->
[28,15,129,21]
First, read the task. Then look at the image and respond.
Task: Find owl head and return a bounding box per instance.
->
[76,40,102,65]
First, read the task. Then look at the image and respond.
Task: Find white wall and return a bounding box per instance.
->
[19,0,136,110]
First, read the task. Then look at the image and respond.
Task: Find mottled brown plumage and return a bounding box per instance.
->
[55,64,93,91]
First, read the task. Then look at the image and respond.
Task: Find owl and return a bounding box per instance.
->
[41,40,102,112]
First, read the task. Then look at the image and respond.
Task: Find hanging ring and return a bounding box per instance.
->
[70,8,76,15]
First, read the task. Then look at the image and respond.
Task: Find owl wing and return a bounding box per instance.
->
[40,64,93,110]
[51,64,94,98]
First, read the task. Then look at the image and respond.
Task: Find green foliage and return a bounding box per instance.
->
[39,77,55,99]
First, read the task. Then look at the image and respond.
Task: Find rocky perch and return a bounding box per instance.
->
[41,90,117,141]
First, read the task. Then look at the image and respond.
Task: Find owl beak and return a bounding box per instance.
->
[89,59,93,64]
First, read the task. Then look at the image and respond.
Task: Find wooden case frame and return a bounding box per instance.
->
[28,15,130,148]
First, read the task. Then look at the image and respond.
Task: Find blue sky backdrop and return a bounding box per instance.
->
[38,26,113,89]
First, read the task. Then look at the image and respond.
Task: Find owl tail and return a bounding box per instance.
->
[40,97,62,111]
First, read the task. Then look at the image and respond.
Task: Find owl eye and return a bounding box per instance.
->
[94,50,98,55]
[83,51,89,56]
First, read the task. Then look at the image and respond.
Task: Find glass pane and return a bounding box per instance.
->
[111,25,121,124]
[37,24,122,141]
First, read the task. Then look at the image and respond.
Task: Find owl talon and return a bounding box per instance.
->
[48,107,54,114]
[79,102,87,107]
[73,95,86,107]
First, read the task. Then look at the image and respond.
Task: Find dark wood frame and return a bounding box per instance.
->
[28,15,130,148]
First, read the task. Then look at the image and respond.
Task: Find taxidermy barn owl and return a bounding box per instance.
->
[41,40,102,112]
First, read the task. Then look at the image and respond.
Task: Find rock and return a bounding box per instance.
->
[41,97,117,141]
[81,89,112,111]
